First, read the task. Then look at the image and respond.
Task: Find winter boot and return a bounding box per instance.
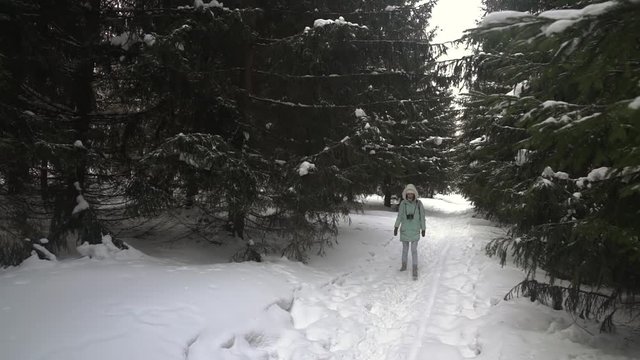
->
[412,265,418,280]
[400,262,407,271]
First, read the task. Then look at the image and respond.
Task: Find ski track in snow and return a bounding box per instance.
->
[284,205,489,360]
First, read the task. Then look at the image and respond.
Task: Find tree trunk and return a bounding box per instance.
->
[384,189,392,208]
[232,210,245,240]
[48,0,102,246]
[40,160,48,201]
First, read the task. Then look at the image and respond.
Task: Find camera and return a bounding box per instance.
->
[406,214,414,220]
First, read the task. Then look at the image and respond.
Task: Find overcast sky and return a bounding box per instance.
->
[427,0,485,96]
[430,0,485,42]
[429,0,485,60]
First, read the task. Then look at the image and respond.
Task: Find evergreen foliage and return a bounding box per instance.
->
[0,0,112,255]
[0,0,456,264]
[458,0,640,330]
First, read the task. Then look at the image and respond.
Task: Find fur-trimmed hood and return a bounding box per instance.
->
[401,184,419,200]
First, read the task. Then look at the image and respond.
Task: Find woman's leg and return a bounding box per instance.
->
[411,241,418,267]
[411,241,419,279]
[401,241,409,270]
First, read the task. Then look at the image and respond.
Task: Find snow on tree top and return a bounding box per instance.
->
[541,100,569,108]
[143,34,156,46]
[505,82,527,97]
[298,161,316,176]
[469,135,486,145]
[573,112,601,125]
[538,117,558,125]
[541,166,556,178]
[73,140,85,149]
[539,1,618,20]
[543,20,578,36]
[355,108,367,118]
[110,32,138,50]
[110,32,157,49]
[194,0,223,9]
[542,166,570,180]
[385,5,401,11]
[534,178,554,188]
[314,17,368,29]
[587,167,610,182]
[574,167,611,188]
[483,1,621,36]
[481,11,530,26]
[538,9,583,20]
[427,136,443,146]
[621,165,640,176]
[515,149,529,166]
[629,96,640,110]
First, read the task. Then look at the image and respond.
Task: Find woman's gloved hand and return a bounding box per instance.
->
[421,230,426,237]
[394,227,398,236]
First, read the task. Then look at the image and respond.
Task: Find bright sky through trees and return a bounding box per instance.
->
[430,0,484,59]
[430,0,484,94]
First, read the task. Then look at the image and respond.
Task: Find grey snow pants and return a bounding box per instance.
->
[401,241,418,267]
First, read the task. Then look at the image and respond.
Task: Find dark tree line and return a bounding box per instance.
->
[0,0,456,264]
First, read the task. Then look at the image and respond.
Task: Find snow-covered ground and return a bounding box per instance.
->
[2,195,639,360]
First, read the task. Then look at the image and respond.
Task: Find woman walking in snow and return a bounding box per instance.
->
[394,184,426,280]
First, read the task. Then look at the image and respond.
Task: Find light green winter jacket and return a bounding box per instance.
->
[394,184,426,242]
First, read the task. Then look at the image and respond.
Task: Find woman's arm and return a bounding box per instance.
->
[394,200,404,228]
[419,201,426,230]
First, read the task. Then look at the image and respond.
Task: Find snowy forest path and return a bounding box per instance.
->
[291,197,491,360]
[5,196,640,360]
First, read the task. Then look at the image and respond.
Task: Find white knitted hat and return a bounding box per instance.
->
[402,184,419,200]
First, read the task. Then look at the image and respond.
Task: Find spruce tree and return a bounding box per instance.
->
[242,0,456,258]
[0,0,457,264]
[0,0,120,263]
[459,0,640,330]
